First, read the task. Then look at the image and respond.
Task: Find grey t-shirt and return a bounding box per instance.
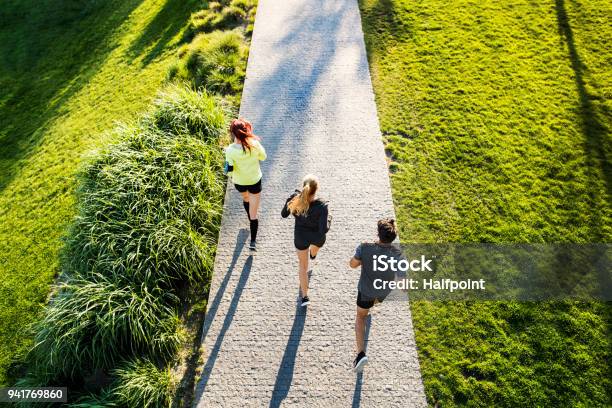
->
[354,242,405,300]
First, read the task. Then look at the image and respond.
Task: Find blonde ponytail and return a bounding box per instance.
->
[288,174,319,216]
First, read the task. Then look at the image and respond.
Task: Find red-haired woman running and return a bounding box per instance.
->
[226,118,267,250]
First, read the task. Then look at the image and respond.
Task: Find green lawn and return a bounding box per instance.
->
[359,0,611,406]
[0,0,201,385]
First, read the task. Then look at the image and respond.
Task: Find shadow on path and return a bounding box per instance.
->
[242,0,363,194]
[173,229,248,406]
[201,229,249,340]
[351,314,371,408]
[194,254,253,399]
[269,301,308,407]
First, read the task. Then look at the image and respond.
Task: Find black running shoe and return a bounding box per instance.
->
[309,250,316,260]
[300,296,310,307]
[353,352,368,372]
[249,240,256,250]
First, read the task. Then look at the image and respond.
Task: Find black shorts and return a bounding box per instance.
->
[234,178,262,194]
[356,291,385,310]
[294,230,326,251]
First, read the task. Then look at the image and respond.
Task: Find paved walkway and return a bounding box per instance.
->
[194,0,427,406]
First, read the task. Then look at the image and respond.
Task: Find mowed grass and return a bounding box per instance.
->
[0,0,201,385]
[359,0,611,406]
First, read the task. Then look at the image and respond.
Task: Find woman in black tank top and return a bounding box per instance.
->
[281,174,329,307]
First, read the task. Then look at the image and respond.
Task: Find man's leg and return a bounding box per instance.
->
[355,306,369,354]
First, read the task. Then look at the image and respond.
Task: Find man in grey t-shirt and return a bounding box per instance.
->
[349,218,404,372]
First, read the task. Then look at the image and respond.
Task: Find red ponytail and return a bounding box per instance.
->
[230,118,259,153]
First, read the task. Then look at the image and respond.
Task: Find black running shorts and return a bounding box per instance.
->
[234,178,262,194]
[356,291,384,310]
[294,230,326,251]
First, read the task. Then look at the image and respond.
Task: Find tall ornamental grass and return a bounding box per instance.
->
[169,30,247,95]
[63,119,226,286]
[25,86,228,403]
[31,274,182,380]
[147,84,227,140]
[112,359,175,408]
[62,359,173,408]
[186,0,257,38]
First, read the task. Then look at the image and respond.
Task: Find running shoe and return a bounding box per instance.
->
[353,352,368,372]
[300,296,310,307]
[249,240,256,250]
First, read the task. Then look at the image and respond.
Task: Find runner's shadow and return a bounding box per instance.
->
[351,314,371,408]
[171,230,246,406]
[269,302,308,407]
[194,254,253,399]
[200,228,249,340]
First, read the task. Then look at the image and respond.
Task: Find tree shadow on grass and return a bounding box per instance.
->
[126,0,200,67]
[357,0,414,65]
[0,0,145,192]
[554,0,611,240]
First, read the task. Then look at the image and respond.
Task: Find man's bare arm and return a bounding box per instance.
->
[349,257,361,269]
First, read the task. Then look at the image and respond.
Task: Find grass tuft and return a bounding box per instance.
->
[68,388,118,407]
[186,0,256,36]
[30,274,182,381]
[170,30,247,97]
[147,83,228,140]
[112,359,175,408]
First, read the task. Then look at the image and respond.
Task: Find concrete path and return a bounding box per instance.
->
[194,0,427,406]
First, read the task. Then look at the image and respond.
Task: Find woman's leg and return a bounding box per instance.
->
[240,191,250,220]
[309,244,321,258]
[309,235,325,259]
[248,192,261,220]
[247,192,260,244]
[297,248,309,297]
